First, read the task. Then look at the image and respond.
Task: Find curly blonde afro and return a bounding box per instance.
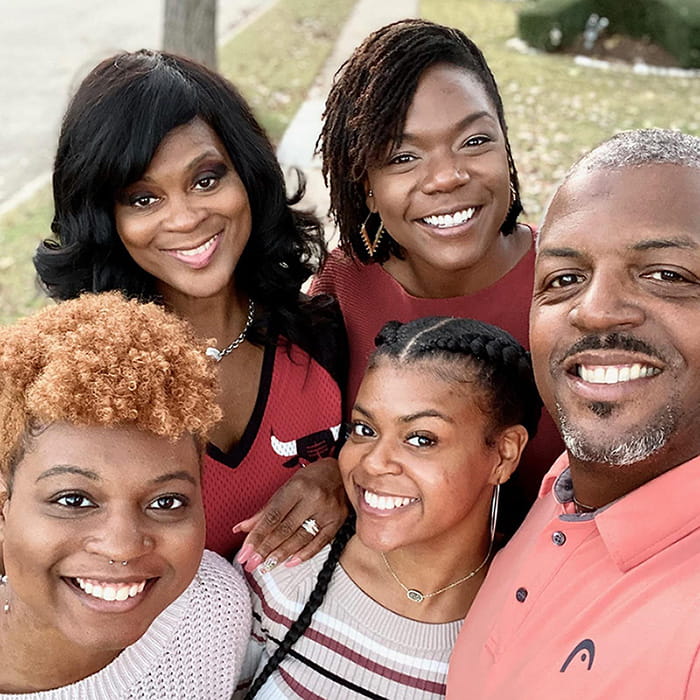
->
[0,292,221,478]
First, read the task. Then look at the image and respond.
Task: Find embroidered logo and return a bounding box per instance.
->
[270,424,341,467]
[560,639,595,672]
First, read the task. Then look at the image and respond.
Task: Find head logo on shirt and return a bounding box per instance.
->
[560,639,595,672]
[270,424,342,467]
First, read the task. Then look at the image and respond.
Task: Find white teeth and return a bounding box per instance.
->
[422,208,475,228]
[363,489,418,510]
[75,577,147,602]
[176,234,218,257]
[577,363,661,385]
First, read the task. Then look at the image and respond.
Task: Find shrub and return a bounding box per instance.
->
[518,0,700,68]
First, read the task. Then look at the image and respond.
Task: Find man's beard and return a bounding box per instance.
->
[556,400,679,466]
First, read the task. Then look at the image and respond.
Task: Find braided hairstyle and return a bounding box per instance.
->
[244,516,355,698]
[318,19,522,264]
[246,320,539,696]
[371,316,541,443]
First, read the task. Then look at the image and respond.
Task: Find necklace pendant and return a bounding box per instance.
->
[406,589,424,603]
[205,346,223,362]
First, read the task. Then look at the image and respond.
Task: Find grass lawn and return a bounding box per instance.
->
[3,0,698,322]
[422,0,700,222]
[0,0,355,323]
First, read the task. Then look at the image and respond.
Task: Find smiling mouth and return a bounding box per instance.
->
[362,488,420,511]
[575,363,662,384]
[71,577,149,602]
[420,208,476,229]
[169,233,220,256]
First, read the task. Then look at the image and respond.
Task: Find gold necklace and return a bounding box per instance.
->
[381,546,492,604]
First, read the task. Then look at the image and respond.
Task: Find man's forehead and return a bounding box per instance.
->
[538,164,700,249]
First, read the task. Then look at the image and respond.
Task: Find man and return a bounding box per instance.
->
[447,128,700,699]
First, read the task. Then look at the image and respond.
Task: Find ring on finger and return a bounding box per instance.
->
[301,517,320,537]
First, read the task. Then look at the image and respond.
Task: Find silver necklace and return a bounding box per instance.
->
[381,545,492,604]
[205,299,255,362]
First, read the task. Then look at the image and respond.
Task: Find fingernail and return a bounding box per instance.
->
[232,523,242,534]
[284,556,302,568]
[258,556,279,574]
[244,553,263,573]
[236,544,253,564]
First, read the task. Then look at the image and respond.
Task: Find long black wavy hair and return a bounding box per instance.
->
[35,49,333,348]
[245,316,541,697]
[318,19,523,264]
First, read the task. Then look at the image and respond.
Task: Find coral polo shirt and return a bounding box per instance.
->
[447,452,700,699]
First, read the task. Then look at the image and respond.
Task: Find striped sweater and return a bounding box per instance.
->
[236,545,461,699]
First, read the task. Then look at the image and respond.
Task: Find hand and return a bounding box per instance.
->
[233,457,348,573]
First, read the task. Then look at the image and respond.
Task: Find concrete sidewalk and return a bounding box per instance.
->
[276,0,419,246]
[0,0,273,217]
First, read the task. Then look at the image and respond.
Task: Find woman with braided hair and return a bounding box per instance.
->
[312,18,562,516]
[235,316,542,699]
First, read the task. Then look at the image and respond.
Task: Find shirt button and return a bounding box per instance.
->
[515,587,528,602]
[552,531,567,546]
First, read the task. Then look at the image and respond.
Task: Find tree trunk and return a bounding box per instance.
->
[163,0,218,71]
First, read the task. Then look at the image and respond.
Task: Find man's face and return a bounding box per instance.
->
[530,163,700,471]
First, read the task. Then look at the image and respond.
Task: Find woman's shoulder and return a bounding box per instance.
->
[196,550,250,602]
[312,247,380,296]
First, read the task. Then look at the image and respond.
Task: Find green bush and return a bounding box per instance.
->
[518,0,700,68]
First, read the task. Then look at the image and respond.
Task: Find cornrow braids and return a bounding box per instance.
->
[372,317,542,440]
[318,19,522,264]
[245,516,356,698]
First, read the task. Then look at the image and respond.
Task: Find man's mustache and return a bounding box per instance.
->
[558,332,667,365]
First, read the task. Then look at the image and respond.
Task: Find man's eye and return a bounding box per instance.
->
[549,273,583,289]
[54,493,95,508]
[644,269,689,283]
[149,494,187,511]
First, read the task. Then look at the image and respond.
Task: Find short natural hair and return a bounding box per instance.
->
[569,128,700,176]
[0,292,221,485]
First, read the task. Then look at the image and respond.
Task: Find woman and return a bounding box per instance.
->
[34,50,347,566]
[236,317,542,698]
[0,292,250,698]
[313,19,562,515]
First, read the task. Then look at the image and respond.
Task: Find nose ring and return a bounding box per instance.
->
[108,559,128,566]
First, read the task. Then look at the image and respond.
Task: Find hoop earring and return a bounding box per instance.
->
[359,212,385,258]
[1,574,9,614]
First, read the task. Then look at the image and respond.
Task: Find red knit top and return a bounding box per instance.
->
[311,245,564,512]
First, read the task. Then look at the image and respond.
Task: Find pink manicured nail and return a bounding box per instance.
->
[236,544,254,564]
[232,523,242,534]
[244,553,263,573]
[284,556,303,568]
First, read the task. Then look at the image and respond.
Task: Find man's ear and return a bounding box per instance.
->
[489,424,529,486]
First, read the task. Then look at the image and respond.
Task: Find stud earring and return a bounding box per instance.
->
[358,212,385,258]
[368,189,373,197]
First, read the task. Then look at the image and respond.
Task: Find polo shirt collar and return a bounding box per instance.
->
[540,452,700,573]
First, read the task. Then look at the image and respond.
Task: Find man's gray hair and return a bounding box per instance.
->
[569,128,700,176]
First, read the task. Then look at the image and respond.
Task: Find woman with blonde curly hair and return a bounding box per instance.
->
[0,292,251,698]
